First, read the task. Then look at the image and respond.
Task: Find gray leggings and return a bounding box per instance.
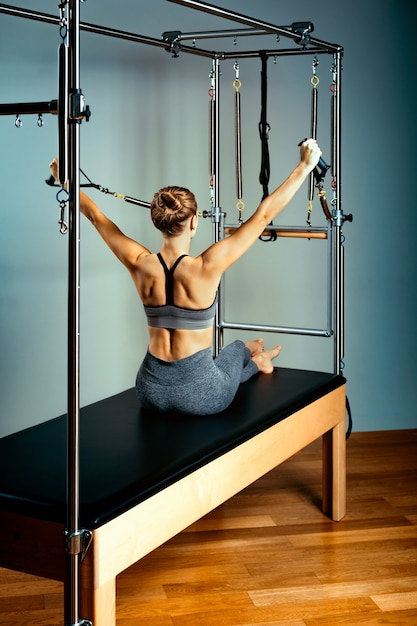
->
[135,340,259,415]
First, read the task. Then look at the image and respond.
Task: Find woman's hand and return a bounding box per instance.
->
[299,139,322,172]
[49,157,59,182]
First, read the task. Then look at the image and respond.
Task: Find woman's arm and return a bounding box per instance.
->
[49,158,150,270]
[78,189,151,269]
[200,139,321,274]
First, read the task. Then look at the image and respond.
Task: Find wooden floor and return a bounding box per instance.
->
[0,429,416,625]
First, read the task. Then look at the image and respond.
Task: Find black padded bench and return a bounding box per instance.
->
[0,367,346,625]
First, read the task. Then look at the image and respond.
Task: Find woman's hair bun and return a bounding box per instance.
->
[159,190,181,213]
[150,186,197,236]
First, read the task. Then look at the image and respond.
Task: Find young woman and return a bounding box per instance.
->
[49,138,321,415]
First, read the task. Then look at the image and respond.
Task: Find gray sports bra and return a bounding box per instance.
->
[143,253,217,330]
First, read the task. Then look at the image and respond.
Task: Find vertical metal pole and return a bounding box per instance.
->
[327,223,333,336]
[212,56,222,356]
[332,50,343,375]
[65,1,82,624]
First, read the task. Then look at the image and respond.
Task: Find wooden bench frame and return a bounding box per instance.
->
[0,382,345,625]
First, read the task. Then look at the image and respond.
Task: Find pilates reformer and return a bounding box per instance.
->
[0,2,348,625]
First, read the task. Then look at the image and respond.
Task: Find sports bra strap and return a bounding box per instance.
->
[157,253,188,305]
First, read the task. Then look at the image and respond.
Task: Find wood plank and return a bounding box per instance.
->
[183,515,277,532]
[249,579,417,606]
[371,590,417,612]
[306,610,417,625]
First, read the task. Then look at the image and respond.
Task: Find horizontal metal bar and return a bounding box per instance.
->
[0,3,57,23]
[0,4,342,59]
[220,320,332,337]
[0,99,57,116]
[166,0,342,52]
[0,4,214,58]
[219,47,340,59]
[165,27,270,41]
[168,24,319,43]
[78,21,211,56]
[121,196,151,209]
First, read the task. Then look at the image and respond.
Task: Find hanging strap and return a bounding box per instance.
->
[258,52,276,242]
[258,51,270,201]
[307,58,319,226]
[233,63,245,223]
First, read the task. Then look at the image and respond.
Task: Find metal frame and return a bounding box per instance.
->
[204,48,344,376]
[0,1,345,624]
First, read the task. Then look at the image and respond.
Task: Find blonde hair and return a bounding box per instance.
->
[150,186,197,236]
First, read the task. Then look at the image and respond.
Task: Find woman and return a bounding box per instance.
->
[49,139,321,415]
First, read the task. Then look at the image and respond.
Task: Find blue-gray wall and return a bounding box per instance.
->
[1,0,416,436]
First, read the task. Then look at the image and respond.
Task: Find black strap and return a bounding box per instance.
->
[258,51,270,201]
[258,52,277,242]
[157,253,188,305]
[346,395,352,440]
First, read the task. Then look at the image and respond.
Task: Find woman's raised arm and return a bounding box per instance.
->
[49,158,150,270]
[200,139,321,275]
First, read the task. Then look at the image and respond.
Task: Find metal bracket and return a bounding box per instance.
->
[162,30,181,43]
[201,207,225,223]
[65,528,93,562]
[66,620,92,626]
[70,89,91,122]
[291,21,314,48]
[332,208,343,228]
[332,208,353,228]
[211,206,223,224]
[161,31,182,57]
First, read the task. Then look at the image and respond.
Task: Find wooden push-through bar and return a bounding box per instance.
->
[224,225,328,239]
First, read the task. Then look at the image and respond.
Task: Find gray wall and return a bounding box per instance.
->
[1,0,416,437]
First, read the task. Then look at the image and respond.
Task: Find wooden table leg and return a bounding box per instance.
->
[80,569,116,626]
[322,420,346,521]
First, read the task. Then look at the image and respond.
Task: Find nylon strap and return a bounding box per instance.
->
[258,52,276,241]
[258,52,270,202]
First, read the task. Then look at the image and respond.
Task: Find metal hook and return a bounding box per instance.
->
[15,114,22,128]
[58,210,68,235]
[56,187,70,204]
[56,187,70,235]
[59,24,67,41]
[311,74,320,88]
[37,114,44,128]
[233,63,241,90]
[59,3,68,41]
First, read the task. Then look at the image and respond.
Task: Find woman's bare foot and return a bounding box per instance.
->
[245,338,265,356]
[251,345,281,374]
